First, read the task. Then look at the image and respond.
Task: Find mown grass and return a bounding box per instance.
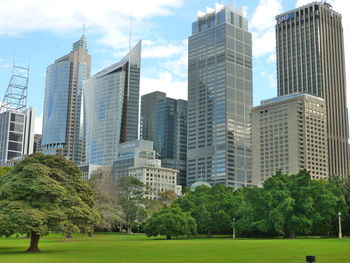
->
[0,233,349,263]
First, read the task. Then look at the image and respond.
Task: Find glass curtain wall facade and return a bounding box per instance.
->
[84,41,141,166]
[141,91,187,186]
[41,34,91,164]
[275,2,349,176]
[187,4,253,187]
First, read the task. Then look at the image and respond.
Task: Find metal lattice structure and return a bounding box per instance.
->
[1,64,29,113]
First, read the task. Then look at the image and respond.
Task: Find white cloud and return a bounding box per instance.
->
[252,29,276,58]
[0,0,184,49]
[141,72,187,100]
[250,0,283,58]
[251,0,282,31]
[34,113,42,134]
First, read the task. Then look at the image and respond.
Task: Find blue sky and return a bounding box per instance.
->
[0,0,349,134]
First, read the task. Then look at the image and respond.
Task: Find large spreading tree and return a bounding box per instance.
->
[0,153,99,252]
[116,176,147,234]
[144,206,197,239]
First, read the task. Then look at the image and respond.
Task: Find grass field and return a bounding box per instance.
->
[0,233,350,263]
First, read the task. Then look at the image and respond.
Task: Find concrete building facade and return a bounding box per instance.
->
[275,2,349,176]
[0,108,35,164]
[112,139,180,199]
[252,93,328,186]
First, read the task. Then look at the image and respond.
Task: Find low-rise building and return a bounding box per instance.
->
[112,139,181,199]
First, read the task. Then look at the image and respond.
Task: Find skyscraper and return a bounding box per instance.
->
[141,91,187,186]
[41,33,91,164]
[84,41,141,166]
[187,4,253,187]
[0,64,35,164]
[0,108,35,163]
[275,2,349,176]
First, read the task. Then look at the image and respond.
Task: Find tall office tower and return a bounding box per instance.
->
[84,41,141,166]
[41,33,91,165]
[0,64,35,164]
[187,4,253,187]
[141,91,187,186]
[0,108,35,163]
[276,2,349,176]
[252,93,328,186]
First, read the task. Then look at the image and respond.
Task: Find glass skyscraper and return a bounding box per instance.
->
[187,4,252,187]
[275,2,349,176]
[141,91,187,186]
[84,41,141,166]
[42,34,91,164]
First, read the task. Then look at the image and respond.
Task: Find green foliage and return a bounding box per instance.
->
[116,176,147,233]
[0,166,12,177]
[174,184,235,235]
[0,153,99,251]
[89,168,124,231]
[159,190,177,206]
[144,207,197,239]
[232,170,346,237]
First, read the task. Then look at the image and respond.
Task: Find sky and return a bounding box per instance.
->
[0,0,349,135]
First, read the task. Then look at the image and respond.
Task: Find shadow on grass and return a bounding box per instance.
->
[0,249,67,255]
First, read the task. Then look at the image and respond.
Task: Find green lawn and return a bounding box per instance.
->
[0,233,349,263]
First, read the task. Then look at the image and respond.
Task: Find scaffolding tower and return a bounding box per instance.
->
[1,64,29,113]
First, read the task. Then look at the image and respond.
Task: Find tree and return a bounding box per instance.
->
[0,166,12,177]
[116,176,147,234]
[0,153,99,252]
[174,184,235,236]
[232,170,346,238]
[144,207,197,239]
[159,190,177,206]
[89,167,124,231]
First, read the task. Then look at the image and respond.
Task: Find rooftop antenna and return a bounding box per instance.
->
[1,63,29,113]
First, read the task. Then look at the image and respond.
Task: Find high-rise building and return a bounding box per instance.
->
[112,139,181,199]
[0,108,35,163]
[252,93,328,186]
[275,2,349,176]
[0,64,35,164]
[187,4,253,187]
[41,33,91,165]
[84,41,141,166]
[141,91,187,186]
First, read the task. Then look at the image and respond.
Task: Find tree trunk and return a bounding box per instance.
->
[166,235,171,240]
[26,232,40,253]
[127,226,132,234]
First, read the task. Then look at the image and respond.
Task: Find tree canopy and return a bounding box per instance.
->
[144,206,197,239]
[116,176,147,234]
[0,153,99,252]
[0,166,12,177]
[232,170,346,237]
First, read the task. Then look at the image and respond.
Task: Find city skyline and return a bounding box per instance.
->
[0,0,349,135]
